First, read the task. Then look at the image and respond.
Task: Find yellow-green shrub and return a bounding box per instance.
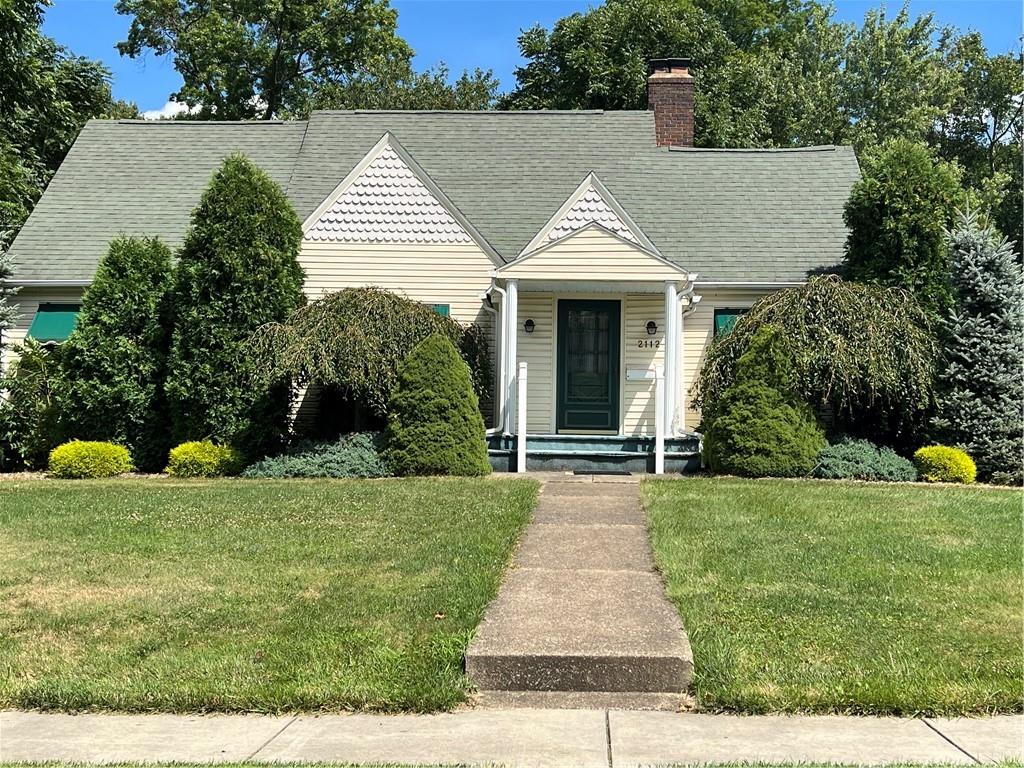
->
[166,441,243,478]
[913,445,977,484]
[49,440,133,479]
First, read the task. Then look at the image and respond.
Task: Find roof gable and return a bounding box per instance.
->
[518,173,659,257]
[303,133,479,247]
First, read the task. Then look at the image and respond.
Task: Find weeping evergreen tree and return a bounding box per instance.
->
[165,153,304,458]
[0,229,17,345]
[58,236,174,471]
[932,209,1024,484]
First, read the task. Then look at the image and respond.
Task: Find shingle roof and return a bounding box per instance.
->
[8,111,860,283]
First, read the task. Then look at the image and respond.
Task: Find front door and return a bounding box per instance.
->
[556,299,620,432]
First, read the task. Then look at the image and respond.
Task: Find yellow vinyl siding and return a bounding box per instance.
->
[623,294,665,435]
[499,228,685,281]
[300,241,495,327]
[517,292,555,433]
[680,288,774,430]
[1,287,84,371]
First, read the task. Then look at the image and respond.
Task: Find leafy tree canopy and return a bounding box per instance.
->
[115,0,498,118]
[843,138,966,318]
[0,0,129,234]
[695,275,938,446]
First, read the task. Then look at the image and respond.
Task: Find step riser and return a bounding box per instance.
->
[488,436,700,453]
[466,654,693,693]
[488,452,700,474]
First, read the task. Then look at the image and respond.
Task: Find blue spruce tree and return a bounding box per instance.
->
[932,209,1024,484]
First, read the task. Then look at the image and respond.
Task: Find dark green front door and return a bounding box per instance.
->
[556,299,620,432]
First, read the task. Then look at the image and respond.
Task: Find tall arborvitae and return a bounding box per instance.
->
[932,209,1024,484]
[165,153,304,459]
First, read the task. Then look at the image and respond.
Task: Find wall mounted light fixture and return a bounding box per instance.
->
[524,319,535,334]
[646,320,658,335]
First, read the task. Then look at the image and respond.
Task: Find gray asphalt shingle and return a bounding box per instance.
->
[8,111,860,283]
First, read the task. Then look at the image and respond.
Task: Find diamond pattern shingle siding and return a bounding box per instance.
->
[548,185,637,243]
[307,143,471,244]
[9,111,861,283]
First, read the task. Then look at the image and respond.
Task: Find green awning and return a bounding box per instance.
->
[27,303,80,343]
[713,308,747,337]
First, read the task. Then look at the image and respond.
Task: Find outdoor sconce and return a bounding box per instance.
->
[646,321,658,335]
[524,319,536,334]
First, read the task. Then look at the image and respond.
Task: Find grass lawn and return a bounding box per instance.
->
[643,477,1023,716]
[0,477,537,714]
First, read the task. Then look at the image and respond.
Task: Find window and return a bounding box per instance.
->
[713,308,747,338]
[27,303,81,343]
[431,304,450,317]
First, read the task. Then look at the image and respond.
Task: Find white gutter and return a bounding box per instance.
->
[694,281,803,289]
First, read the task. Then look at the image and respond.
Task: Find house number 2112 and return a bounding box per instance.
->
[636,339,661,349]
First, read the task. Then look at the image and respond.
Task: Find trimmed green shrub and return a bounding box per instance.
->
[165,153,304,460]
[57,236,174,471]
[248,286,491,418]
[166,441,243,478]
[0,340,64,470]
[242,433,390,478]
[704,325,825,478]
[814,438,918,482]
[695,276,937,447]
[913,445,977,484]
[384,334,491,477]
[49,440,132,479]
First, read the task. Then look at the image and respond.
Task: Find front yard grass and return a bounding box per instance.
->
[643,477,1023,716]
[0,477,538,714]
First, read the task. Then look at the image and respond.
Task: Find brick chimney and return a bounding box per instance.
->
[647,58,694,147]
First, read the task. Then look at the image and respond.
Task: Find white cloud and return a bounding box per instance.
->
[142,100,195,120]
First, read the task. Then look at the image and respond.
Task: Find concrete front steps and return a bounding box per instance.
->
[488,433,701,473]
[465,479,693,710]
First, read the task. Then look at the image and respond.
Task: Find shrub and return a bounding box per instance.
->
[814,438,918,482]
[695,276,937,448]
[248,286,491,418]
[913,445,977,484]
[49,440,132,479]
[57,236,174,471]
[703,325,825,478]
[0,340,64,470]
[166,441,243,478]
[165,153,305,460]
[932,209,1024,485]
[384,334,491,477]
[242,432,390,479]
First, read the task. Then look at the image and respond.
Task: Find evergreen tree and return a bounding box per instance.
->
[0,230,18,347]
[58,236,173,471]
[165,153,304,458]
[384,334,491,477]
[932,209,1024,484]
[843,139,965,319]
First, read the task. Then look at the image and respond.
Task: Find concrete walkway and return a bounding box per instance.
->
[465,476,692,704]
[1,710,1021,765]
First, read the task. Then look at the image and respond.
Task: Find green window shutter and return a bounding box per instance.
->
[27,303,81,343]
[431,304,450,317]
[713,308,747,338]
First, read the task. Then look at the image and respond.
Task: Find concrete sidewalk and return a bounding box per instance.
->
[1,709,1020,766]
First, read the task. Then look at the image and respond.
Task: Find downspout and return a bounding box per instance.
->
[483,282,506,436]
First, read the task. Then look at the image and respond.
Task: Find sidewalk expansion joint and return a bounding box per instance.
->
[922,717,981,764]
[604,710,613,768]
[246,715,297,760]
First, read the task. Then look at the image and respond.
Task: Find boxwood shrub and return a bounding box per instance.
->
[814,438,918,482]
[166,440,243,478]
[49,440,133,479]
[913,445,977,484]
[242,433,390,479]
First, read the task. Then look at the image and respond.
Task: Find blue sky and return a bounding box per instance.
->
[43,0,1024,116]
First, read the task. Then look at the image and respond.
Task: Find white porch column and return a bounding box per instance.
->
[663,281,679,435]
[505,278,519,435]
[655,364,665,474]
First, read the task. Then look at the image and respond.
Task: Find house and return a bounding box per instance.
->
[3,58,860,472]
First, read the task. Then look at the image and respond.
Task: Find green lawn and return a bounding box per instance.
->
[0,477,537,714]
[643,477,1023,716]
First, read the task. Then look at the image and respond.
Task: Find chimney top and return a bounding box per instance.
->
[647,58,692,76]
